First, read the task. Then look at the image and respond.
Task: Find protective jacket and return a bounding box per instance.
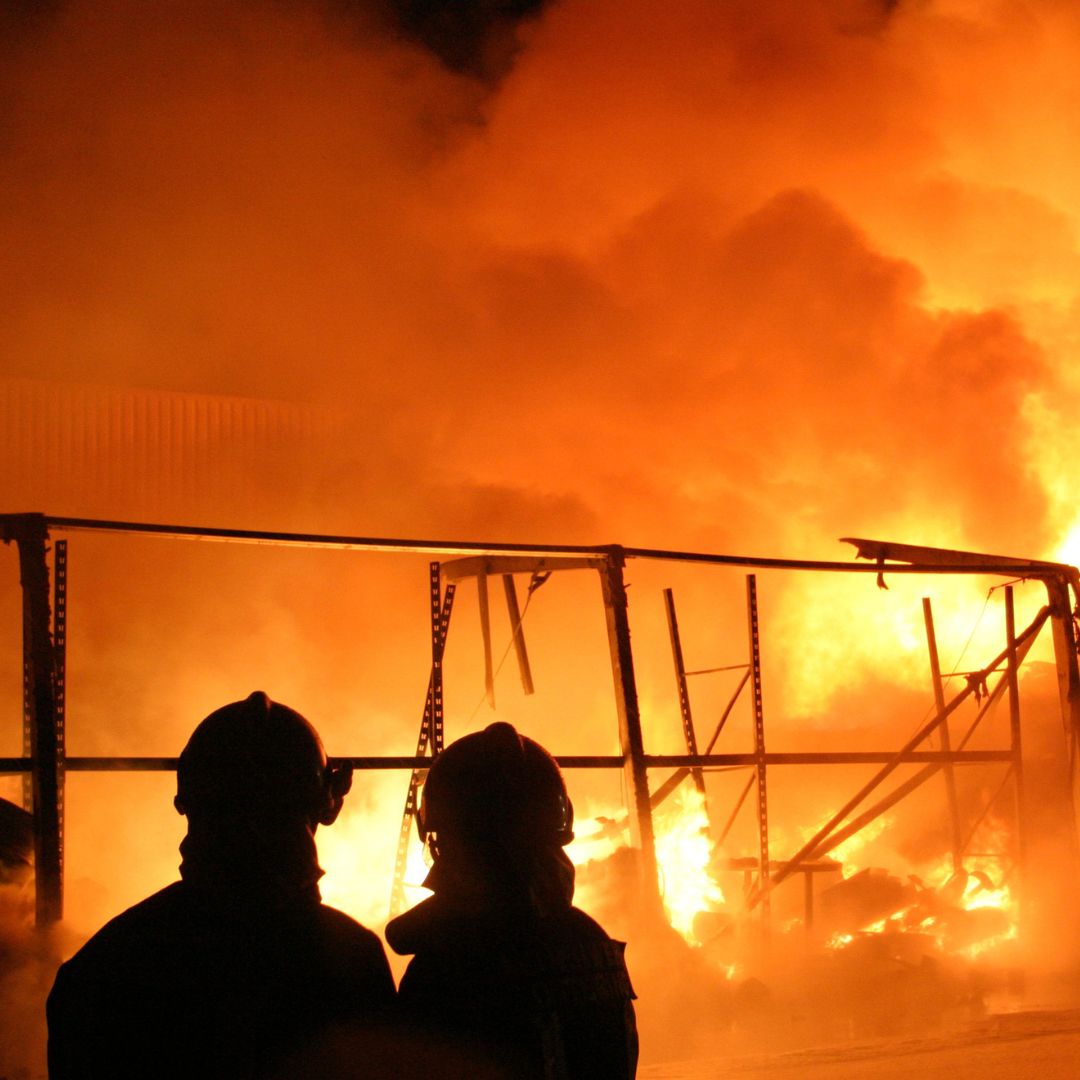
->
[48,874,395,1077]
[386,853,638,1080]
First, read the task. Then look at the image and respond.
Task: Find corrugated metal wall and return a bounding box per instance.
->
[0,378,343,521]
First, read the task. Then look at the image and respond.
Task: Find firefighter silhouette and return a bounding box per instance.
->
[386,721,639,1079]
[47,692,395,1079]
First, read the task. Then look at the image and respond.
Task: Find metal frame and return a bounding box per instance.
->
[389,562,455,917]
[662,571,1064,918]
[3,512,1080,927]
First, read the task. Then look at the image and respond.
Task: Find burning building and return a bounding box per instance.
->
[3,510,1080,1068]
[5,0,1080,1074]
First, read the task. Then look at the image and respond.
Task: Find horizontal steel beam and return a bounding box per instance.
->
[841,536,1067,571]
[0,749,1015,773]
[650,750,1015,766]
[440,555,607,581]
[8,515,1071,579]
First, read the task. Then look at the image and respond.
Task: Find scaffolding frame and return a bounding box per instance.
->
[3,513,1080,927]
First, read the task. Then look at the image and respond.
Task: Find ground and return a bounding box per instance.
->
[640,1009,1080,1079]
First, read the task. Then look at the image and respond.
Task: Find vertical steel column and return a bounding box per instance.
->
[1045,575,1080,860]
[663,588,706,798]
[747,574,770,918]
[52,540,67,907]
[923,598,964,874]
[16,515,64,924]
[598,548,659,898]
[430,564,448,756]
[1004,586,1027,888]
[21,610,32,812]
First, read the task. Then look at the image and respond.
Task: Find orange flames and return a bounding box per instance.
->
[653,786,726,945]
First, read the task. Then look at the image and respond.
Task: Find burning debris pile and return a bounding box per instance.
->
[819,864,1014,957]
[563,557,1065,1054]
[573,801,1024,1053]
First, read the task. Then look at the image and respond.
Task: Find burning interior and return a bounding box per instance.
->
[3,512,1080,1064]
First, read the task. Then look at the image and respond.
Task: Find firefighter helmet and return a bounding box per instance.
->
[174,691,352,827]
[417,722,574,850]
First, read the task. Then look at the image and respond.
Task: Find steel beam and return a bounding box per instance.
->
[719,771,757,847]
[923,597,964,873]
[663,588,705,797]
[0,748,1022,773]
[28,515,1075,579]
[6,515,64,924]
[1005,586,1027,878]
[1044,574,1080,861]
[477,571,495,709]
[389,563,454,916]
[440,554,606,580]
[842,537,1068,571]
[598,547,659,901]
[747,575,770,917]
[502,574,534,696]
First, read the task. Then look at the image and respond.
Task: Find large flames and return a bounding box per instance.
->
[653,786,726,944]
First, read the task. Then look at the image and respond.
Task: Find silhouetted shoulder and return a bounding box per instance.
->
[309,902,397,1004]
[48,884,395,1079]
[48,694,395,1079]
[49,882,193,1023]
[563,904,625,944]
[394,901,636,1078]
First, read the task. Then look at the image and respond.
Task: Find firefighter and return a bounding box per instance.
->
[46,692,396,1079]
[385,722,639,1079]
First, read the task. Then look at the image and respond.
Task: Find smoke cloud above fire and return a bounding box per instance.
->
[2,0,1078,558]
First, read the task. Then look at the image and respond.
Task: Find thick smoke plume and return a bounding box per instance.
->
[3,0,1078,554]
[3,0,1080,1072]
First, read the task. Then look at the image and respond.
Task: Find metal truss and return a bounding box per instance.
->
[2,512,1079,928]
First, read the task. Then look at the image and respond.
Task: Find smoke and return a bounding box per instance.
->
[4,0,1080,1071]
[3,0,1078,552]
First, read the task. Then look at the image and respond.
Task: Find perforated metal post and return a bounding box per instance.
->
[430,563,448,756]
[15,515,64,924]
[747,574,770,918]
[52,540,67,905]
[390,563,455,916]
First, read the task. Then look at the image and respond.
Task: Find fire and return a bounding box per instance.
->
[314,769,434,931]
[567,812,626,868]
[773,571,1051,720]
[569,789,728,947]
[653,785,725,946]
[821,845,1018,960]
